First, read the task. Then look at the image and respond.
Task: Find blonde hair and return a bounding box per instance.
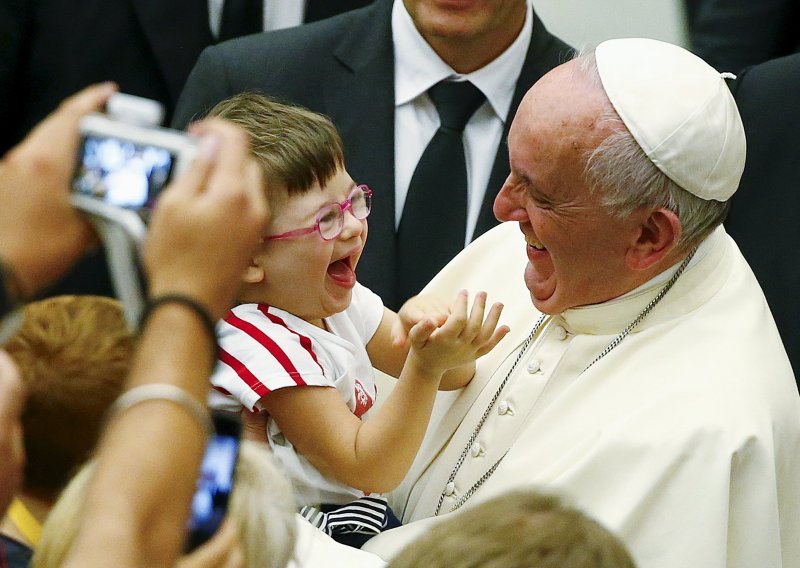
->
[206,92,345,196]
[2,295,133,499]
[389,490,637,568]
[32,441,297,568]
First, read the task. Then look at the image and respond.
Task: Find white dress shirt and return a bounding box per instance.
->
[392,0,533,243]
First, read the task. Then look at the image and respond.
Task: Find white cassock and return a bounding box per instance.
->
[361,221,800,568]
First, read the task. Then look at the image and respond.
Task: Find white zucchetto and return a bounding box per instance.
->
[595,38,745,201]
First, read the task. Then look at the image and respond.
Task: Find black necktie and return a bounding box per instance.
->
[396,80,486,303]
[218,0,263,41]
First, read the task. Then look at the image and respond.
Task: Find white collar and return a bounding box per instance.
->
[392,0,533,121]
[560,226,729,335]
[615,227,716,301]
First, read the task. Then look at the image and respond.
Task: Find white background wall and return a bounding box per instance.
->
[533,0,689,50]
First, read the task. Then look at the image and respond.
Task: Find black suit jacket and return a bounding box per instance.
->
[689,0,800,74]
[174,0,571,307]
[0,0,245,296]
[727,53,800,385]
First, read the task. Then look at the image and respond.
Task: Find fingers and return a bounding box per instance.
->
[0,351,25,424]
[436,290,468,338]
[390,317,409,349]
[475,324,511,358]
[408,318,437,348]
[240,408,269,444]
[0,350,26,515]
[166,132,220,201]
[176,519,244,568]
[11,82,118,165]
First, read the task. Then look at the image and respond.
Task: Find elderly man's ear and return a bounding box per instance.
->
[625,208,682,271]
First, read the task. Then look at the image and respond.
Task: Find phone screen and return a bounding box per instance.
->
[185,412,241,552]
[72,134,177,210]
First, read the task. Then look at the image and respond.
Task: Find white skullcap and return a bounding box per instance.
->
[595,38,745,201]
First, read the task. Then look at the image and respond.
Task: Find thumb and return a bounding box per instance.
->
[391,317,409,348]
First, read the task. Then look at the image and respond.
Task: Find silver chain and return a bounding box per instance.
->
[434,314,547,516]
[435,247,698,515]
[582,247,697,373]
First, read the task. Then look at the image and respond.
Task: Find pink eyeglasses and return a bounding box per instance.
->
[261,184,372,242]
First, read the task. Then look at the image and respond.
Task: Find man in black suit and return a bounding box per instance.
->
[726,53,800,388]
[688,0,800,74]
[173,0,571,309]
[0,0,364,298]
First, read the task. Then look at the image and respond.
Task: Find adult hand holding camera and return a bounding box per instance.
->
[62,118,267,568]
[0,83,117,298]
[144,118,268,320]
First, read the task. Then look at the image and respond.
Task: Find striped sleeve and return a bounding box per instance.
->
[210,305,330,411]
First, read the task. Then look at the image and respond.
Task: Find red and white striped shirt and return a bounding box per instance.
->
[209,283,385,504]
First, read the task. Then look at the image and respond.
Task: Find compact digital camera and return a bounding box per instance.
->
[72,93,197,213]
[70,94,198,328]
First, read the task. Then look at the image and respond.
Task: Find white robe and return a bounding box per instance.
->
[363,222,800,568]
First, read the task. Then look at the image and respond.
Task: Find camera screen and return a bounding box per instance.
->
[186,432,239,543]
[73,134,176,209]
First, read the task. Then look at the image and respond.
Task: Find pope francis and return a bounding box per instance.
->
[293,38,800,568]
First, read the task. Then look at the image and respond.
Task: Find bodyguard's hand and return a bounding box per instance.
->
[144,119,268,320]
[0,83,116,296]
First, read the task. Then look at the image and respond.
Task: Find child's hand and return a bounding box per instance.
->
[391,294,451,348]
[406,290,509,376]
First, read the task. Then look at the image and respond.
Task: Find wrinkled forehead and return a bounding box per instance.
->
[509,61,616,166]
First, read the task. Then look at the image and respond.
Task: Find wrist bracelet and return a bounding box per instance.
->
[139,294,218,369]
[107,383,213,434]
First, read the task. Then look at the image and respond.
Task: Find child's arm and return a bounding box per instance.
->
[259,291,508,493]
[368,291,507,389]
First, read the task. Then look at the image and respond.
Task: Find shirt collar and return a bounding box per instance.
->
[392,0,533,121]
[560,227,727,335]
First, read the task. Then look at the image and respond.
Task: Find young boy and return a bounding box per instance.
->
[205,93,508,546]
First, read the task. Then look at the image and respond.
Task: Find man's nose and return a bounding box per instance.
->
[493,177,527,222]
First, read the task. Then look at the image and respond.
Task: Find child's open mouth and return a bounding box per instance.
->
[327,255,356,288]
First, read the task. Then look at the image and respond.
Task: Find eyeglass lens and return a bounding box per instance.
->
[318,186,371,240]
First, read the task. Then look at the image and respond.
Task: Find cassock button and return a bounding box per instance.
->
[444,482,455,496]
[527,359,542,374]
[471,442,484,457]
[498,401,510,415]
[553,325,568,340]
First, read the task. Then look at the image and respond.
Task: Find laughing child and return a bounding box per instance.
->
[205,93,508,547]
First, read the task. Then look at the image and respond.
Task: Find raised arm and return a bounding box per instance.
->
[263,291,508,493]
[0,83,114,304]
[369,291,507,389]
[62,118,268,568]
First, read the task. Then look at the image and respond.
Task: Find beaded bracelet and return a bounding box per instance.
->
[139,294,218,369]
[107,383,213,434]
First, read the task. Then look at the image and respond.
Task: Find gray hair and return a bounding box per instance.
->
[574,51,730,249]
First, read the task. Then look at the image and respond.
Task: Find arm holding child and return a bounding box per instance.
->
[259,291,508,493]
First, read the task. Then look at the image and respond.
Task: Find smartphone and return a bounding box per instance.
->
[184,411,242,552]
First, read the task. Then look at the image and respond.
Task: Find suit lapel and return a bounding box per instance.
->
[475,11,573,237]
[324,0,399,305]
[131,0,214,106]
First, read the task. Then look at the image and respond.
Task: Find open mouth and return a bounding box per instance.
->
[526,236,547,252]
[327,255,357,288]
